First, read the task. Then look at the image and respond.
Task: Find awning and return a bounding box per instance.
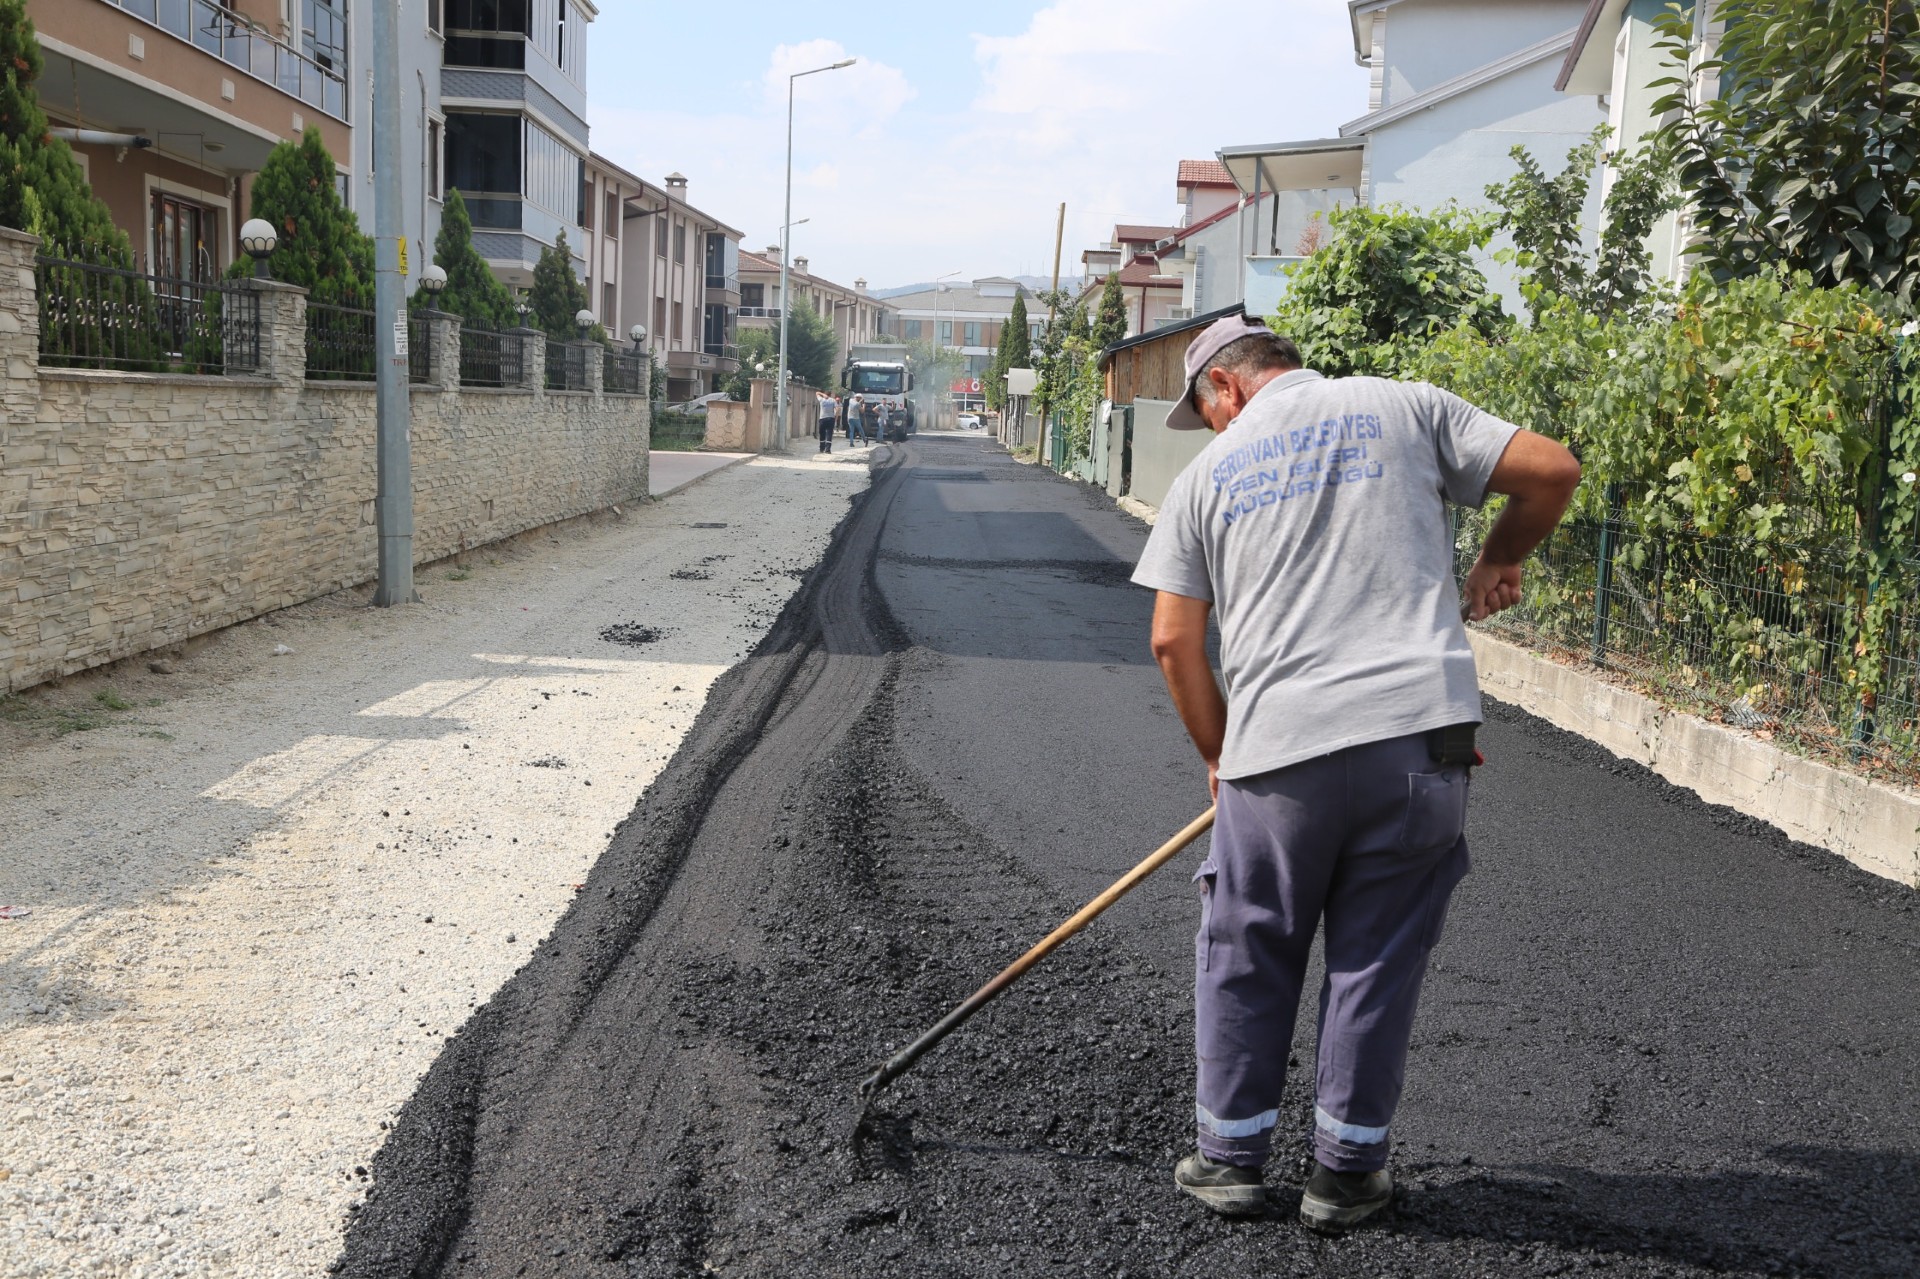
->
[1217,138,1366,196]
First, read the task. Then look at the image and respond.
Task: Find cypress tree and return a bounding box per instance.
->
[0,0,132,261]
[245,127,374,304]
[1092,272,1128,349]
[527,230,604,342]
[1001,291,1033,369]
[431,189,515,328]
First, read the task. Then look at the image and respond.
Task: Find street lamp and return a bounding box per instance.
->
[515,300,531,326]
[629,323,647,351]
[778,56,855,449]
[575,308,596,339]
[240,218,277,279]
[418,263,447,306]
[932,270,961,420]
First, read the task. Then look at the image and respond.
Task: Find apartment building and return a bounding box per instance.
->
[26,0,353,277]
[614,173,743,404]
[885,276,1032,413]
[737,248,895,374]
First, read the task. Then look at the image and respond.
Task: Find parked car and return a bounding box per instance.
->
[667,392,735,414]
[957,413,982,430]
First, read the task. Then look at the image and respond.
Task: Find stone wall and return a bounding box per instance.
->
[0,229,651,694]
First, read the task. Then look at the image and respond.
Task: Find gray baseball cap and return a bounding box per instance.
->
[1167,313,1280,431]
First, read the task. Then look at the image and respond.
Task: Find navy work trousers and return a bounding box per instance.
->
[1194,730,1471,1173]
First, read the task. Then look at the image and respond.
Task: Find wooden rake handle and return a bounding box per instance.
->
[859,806,1218,1099]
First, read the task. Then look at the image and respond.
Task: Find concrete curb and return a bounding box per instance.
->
[1470,631,1920,889]
[648,451,756,499]
[1116,495,1158,525]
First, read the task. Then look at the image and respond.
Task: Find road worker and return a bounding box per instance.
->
[1132,312,1580,1229]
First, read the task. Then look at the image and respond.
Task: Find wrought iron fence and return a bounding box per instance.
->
[1456,491,1920,779]
[459,326,523,389]
[304,299,377,381]
[408,315,435,385]
[604,349,648,395]
[546,340,594,392]
[34,252,260,374]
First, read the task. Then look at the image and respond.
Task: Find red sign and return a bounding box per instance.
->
[950,377,982,394]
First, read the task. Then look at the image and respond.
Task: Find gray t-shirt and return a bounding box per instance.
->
[1132,369,1520,780]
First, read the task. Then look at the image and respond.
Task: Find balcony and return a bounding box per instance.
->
[97,0,348,120]
[737,307,781,321]
[702,341,740,372]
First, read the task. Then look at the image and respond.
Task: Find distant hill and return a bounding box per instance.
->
[872,275,1084,299]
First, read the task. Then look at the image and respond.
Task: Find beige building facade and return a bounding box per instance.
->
[737,248,894,377]
[601,171,743,404]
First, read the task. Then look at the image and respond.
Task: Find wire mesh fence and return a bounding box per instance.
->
[304,299,377,382]
[604,349,648,396]
[651,409,708,451]
[34,253,259,374]
[459,326,523,389]
[1456,489,1920,780]
[545,341,594,392]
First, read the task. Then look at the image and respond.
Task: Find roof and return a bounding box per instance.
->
[1114,259,1182,288]
[592,156,745,239]
[1176,159,1236,188]
[1097,302,1249,369]
[1114,224,1179,245]
[737,250,893,305]
[1556,0,1624,93]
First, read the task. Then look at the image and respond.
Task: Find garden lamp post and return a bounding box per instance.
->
[778,57,854,450]
[240,219,277,279]
[419,263,447,306]
[575,308,595,339]
[629,323,647,351]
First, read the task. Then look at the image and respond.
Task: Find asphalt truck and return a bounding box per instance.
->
[841,343,916,442]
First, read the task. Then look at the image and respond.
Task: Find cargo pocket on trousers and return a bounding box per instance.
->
[1421,839,1472,950]
[1399,768,1468,854]
[1194,860,1218,972]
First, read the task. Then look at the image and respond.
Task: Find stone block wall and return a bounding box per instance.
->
[0,231,651,693]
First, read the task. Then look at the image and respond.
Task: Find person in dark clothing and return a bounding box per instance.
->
[818,394,836,454]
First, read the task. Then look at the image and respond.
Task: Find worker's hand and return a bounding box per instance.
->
[1207,761,1219,804]
[1463,556,1523,622]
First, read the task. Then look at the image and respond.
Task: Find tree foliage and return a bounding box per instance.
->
[527,230,607,342]
[1485,126,1679,317]
[0,0,130,261]
[784,300,838,389]
[721,325,781,400]
[1000,291,1033,370]
[1268,204,1506,377]
[431,189,515,328]
[1653,0,1920,302]
[1092,272,1128,349]
[246,128,374,304]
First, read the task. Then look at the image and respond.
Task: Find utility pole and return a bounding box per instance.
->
[371,0,416,606]
[778,58,854,454]
[1047,202,1065,327]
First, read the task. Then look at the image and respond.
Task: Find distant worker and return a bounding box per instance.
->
[864,398,882,446]
[848,393,869,446]
[1132,313,1580,1230]
[818,393,836,454]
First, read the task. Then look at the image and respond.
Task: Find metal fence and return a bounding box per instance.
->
[34,253,259,374]
[459,326,523,389]
[304,300,377,381]
[1456,491,1920,779]
[546,340,594,392]
[651,409,707,450]
[408,315,435,386]
[604,348,648,395]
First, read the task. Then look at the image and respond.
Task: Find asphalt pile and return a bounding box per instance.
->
[337,439,1920,1279]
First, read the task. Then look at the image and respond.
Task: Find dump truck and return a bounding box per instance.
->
[841,343,916,442]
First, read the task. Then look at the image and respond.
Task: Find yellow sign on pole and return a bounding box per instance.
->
[398,236,409,277]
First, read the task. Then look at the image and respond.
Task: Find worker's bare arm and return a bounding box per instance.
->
[1149,590,1227,800]
[1463,430,1581,622]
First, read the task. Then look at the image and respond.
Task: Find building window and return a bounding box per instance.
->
[604,191,619,235]
[939,321,953,346]
[603,282,615,328]
[672,220,686,265]
[963,321,981,347]
[445,111,522,227]
[655,215,668,258]
[445,0,531,69]
[654,294,666,340]
[152,191,216,282]
[522,121,580,217]
[302,0,349,75]
[427,0,442,33]
[556,0,567,68]
[426,117,443,199]
[741,283,764,309]
[904,319,921,340]
[672,300,684,346]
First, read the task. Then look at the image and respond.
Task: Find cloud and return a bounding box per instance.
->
[763,39,916,133]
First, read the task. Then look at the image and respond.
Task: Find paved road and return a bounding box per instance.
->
[340,435,1920,1278]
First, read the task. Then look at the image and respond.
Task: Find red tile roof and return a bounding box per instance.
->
[1115,260,1182,287]
[1177,159,1236,188]
[1114,224,1179,245]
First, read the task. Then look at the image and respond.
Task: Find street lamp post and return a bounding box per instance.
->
[933,270,960,427]
[778,57,854,451]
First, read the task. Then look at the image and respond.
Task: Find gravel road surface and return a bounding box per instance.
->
[333,433,1920,1278]
[0,453,869,1278]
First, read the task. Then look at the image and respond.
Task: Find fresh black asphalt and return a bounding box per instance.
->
[338,434,1920,1278]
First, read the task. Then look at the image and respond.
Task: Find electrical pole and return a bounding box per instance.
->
[371,0,416,606]
[1047,202,1066,326]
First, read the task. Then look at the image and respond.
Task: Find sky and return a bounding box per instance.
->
[585,1,1370,291]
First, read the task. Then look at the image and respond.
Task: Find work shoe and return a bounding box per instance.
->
[1173,1152,1267,1217]
[1298,1164,1392,1233]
